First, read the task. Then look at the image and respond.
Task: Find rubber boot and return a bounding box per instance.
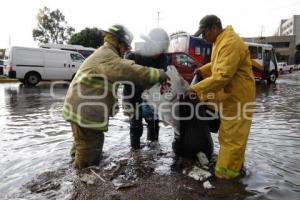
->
[130,124,143,149]
[129,107,144,149]
[147,120,159,141]
[130,130,142,149]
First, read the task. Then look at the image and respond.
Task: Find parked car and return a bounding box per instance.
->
[277,62,293,73]
[3,46,85,85]
[166,52,202,83]
[294,64,300,71]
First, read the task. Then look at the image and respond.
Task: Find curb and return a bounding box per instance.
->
[0,79,19,83]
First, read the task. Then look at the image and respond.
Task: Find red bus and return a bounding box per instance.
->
[169,32,212,64]
[169,32,279,83]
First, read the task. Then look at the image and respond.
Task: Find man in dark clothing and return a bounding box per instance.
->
[123,28,170,149]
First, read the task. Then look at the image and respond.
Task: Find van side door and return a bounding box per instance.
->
[13,48,45,80]
[44,51,69,80]
[68,53,85,78]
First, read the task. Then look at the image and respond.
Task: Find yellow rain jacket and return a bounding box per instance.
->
[63,42,161,132]
[192,26,255,178]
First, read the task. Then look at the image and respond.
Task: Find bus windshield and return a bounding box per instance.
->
[169,34,188,52]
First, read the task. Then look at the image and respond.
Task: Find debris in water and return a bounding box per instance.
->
[80,173,96,185]
[183,184,193,190]
[203,180,215,189]
[25,171,63,193]
[90,169,106,182]
[104,162,117,170]
[112,178,137,190]
[196,152,209,166]
[187,166,212,181]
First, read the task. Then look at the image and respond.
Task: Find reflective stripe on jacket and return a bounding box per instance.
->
[62,42,161,131]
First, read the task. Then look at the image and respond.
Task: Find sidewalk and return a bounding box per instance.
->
[0,76,18,83]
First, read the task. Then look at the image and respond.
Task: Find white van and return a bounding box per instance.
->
[3,46,85,85]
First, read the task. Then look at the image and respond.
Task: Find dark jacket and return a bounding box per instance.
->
[123,52,170,105]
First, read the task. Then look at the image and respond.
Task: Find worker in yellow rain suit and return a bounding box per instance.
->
[192,15,256,179]
[63,24,168,169]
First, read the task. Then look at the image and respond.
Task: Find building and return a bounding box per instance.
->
[0,49,5,59]
[274,15,300,45]
[243,15,300,64]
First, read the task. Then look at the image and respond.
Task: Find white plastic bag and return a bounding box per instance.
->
[142,65,189,133]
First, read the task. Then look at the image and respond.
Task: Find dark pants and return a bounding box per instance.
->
[70,123,104,169]
[130,106,159,149]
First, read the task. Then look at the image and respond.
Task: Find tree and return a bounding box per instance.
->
[68,27,103,48]
[32,7,75,44]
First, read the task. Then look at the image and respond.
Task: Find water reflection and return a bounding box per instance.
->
[0,82,72,199]
[244,73,300,200]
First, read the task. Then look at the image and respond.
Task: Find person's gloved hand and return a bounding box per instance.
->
[159,70,169,84]
[193,67,201,76]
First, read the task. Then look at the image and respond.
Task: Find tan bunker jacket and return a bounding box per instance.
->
[63,42,161,131]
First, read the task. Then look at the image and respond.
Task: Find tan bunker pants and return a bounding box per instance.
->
[70,123,104,169]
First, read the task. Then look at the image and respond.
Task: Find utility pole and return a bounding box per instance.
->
[8,34,11,47]
[260,25,265,38]
[260,25,265,43]
[156,11,161,27]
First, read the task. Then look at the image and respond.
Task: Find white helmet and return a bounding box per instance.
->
[140,28,170,56]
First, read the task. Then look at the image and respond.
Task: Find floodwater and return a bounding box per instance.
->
[0,71,300,200]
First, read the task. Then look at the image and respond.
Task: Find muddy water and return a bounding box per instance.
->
[0,71,299,200]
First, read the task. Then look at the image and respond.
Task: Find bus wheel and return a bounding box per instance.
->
[289,68,293,73]
[267,71,277,84]
[25,72,41,86]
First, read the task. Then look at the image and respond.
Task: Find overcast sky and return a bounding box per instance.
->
[0,0,300,48]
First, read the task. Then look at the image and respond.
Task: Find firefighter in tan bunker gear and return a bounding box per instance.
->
[63,25,168,169]
[192,15,256,179]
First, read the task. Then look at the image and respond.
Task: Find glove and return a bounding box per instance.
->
[159,70,169,84]
[193,67,203,76]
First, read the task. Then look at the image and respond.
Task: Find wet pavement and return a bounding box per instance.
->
[0,71,300,200]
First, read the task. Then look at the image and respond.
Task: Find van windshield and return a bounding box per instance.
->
[4,49,10,60]
[169,35,188,52]
[71,53,85,63]
[78,50,94,58]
